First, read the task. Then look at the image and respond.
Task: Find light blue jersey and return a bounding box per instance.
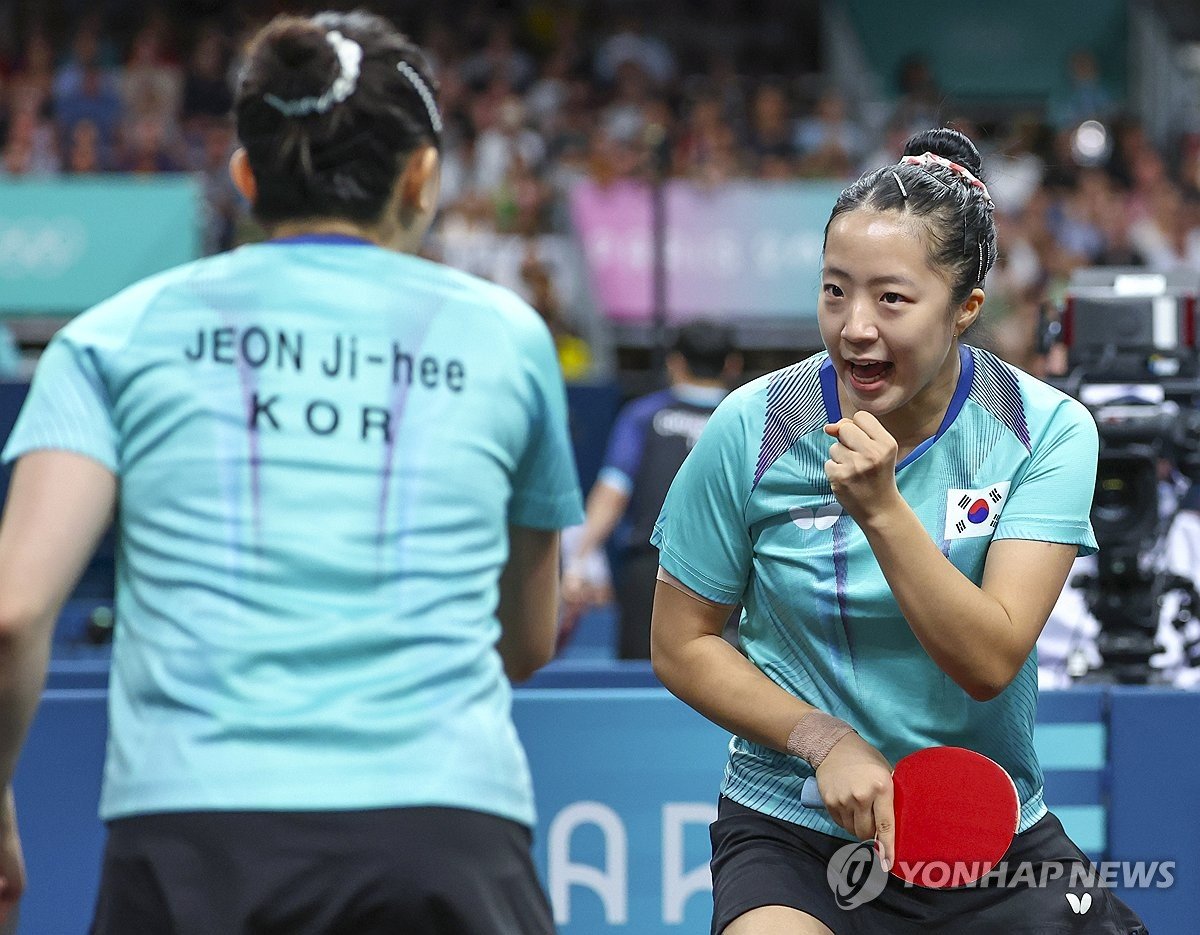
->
[652,345,1098,841]
[4,236,584,825]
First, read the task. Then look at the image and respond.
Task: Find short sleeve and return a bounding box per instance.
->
[993,398,1099,557]
[597,395,660,495]
[507,314,585,529]
[650,395,754,604]
[2,333,119,472]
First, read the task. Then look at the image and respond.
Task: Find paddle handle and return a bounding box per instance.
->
[800,776,824,809]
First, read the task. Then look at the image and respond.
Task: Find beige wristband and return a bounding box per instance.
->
[786,711,856,768]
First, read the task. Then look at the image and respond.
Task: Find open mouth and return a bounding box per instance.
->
[847,360,894,389]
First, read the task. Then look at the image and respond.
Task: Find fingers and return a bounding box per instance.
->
[852,806,877,843]
[872,782,896,872]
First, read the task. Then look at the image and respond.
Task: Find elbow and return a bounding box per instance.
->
[504,643,555,684]
[962,679,1005,703]
[958,660,1021,703]
[0,602,44,648]
[649,629,683,691]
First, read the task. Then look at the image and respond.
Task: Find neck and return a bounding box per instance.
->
[674,376,726,390]
[270,218,380,244]
[268,218,427,255]
[890,345,961,453]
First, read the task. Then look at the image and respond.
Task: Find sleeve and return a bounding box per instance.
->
[595,398,654,496]
[2,333,119,473]
[993,397,1099,557]
[650,395,754,604]
[507,311,585,529]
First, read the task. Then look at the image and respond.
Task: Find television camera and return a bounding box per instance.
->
[1045,267,1200,683]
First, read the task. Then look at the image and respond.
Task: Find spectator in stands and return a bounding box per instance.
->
[0,102,58,176]
[795,88,866,179]
[745,83,797,178]
[562,322,740,658]
[5,32,54,123]
[676,88,743,182]
[1050,50,1117,130]
[890,54,943,133]
[53,25,122,146]
[116,113,185,173]
[181,26,234,126]
[460,17,536,92]
[120,17,182,128]
[594,11,676,88]
[473,90,545,193]
[196,120,239,253]
[63,118,105,174]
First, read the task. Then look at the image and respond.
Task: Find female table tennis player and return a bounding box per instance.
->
[0,11,581,933]
[651,128,1147,934]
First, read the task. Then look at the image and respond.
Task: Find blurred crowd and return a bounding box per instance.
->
[2,4,1200,368]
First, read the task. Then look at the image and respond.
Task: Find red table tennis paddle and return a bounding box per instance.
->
[801,745,1019,887]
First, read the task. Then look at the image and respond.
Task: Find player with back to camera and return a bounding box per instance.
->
[0,11,582,934]
[650,128,1149,934]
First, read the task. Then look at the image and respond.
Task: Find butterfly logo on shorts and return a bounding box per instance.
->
[790,503,843,531]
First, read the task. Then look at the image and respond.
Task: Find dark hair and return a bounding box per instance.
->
[234,11,440,227]
[824,127,997,305]
[672,321,736,378]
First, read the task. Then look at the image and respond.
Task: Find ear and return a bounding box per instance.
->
[229,148,257,205]
[398,145,440,222]
[955,287,985,337]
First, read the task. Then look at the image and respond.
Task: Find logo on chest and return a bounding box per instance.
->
[790,503,844,531]
[944,482,1011,540]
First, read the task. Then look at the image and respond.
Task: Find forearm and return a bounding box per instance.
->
[861,498,1019,699]
[654,627,819,754]
[497,526,561,681]
[567,482,630,564]
[0,618,53,788]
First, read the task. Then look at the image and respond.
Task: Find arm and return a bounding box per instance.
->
[651,573,896,862]
[0,450,117,917]
[862,504,1076,700]
[827,413,1079,701]
[497,524,561,682]
[567,480,630,564]
[560,480,629,616]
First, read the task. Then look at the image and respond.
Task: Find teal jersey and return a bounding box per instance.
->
[4,237,584,825]
[652,345,1098,840]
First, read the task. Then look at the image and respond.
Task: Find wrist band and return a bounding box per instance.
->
[786,711,856,768]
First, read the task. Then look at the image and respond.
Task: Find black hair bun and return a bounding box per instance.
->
[903,127,983,178]
[269,21,335,73]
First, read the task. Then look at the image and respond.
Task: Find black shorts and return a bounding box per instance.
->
[710,796,1149,935]
[91,806,555,935]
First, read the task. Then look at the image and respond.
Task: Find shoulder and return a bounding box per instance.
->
[397,252,547,333]
[966,346,1095,452]
[616,389,677,425]
[694,352,830,472]
[730,350,828,416]
[56,253,226,353]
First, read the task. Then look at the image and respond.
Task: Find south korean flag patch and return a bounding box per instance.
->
[945,482,1011,540]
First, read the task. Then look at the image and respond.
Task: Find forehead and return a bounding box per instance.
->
[823,208,937,279]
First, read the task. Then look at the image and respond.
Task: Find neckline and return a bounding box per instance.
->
[818,344,975,472]
[266,233,377,246]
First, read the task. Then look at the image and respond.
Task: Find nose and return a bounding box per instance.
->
[842,298,879,344]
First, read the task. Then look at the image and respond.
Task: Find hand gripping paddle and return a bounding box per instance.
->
[801,745,1019,887]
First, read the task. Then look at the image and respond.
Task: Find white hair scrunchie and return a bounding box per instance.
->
[263,30,363,117]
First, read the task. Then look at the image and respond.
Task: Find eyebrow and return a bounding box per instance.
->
[822,266,919,289]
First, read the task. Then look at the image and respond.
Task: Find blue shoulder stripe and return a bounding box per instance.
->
[753,356,827,489]
[968,347,1031,452]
